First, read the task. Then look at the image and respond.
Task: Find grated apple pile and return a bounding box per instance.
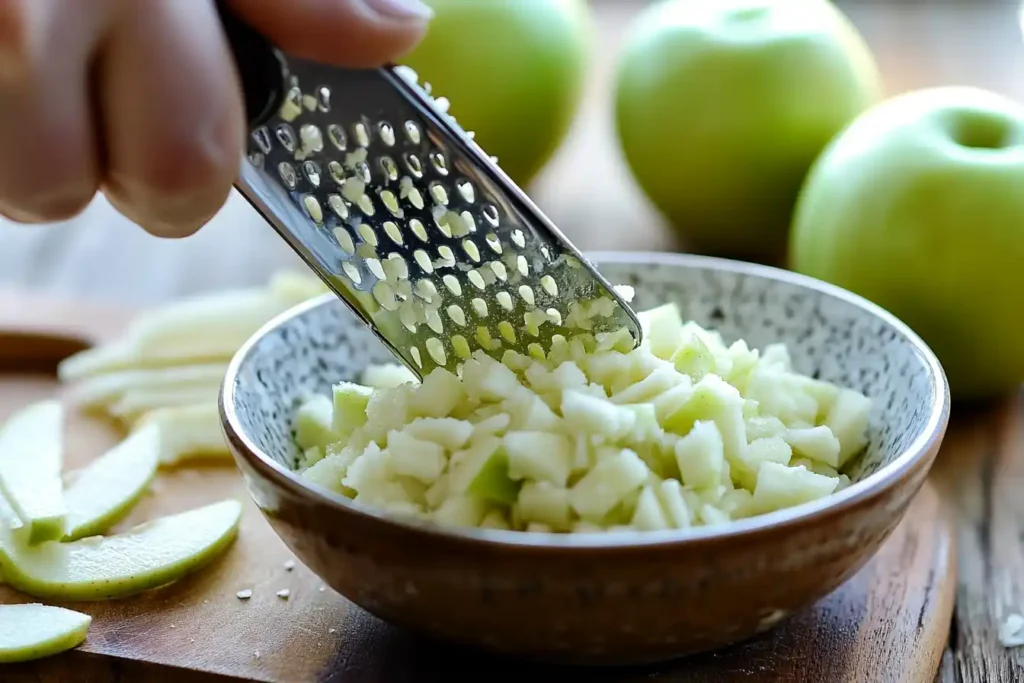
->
[296,299,872,533]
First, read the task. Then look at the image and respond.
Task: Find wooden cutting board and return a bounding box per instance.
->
[0,290,956,683]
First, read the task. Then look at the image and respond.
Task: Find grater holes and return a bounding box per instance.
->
[327,194,349,220]
[511,229,526,249]
[455,179,475,204]
[429,152,449,176]
[482,204,499,227]
[398,302,418,333]
[476,326,498,351]
[302,195,323,224]
[328,161,346,185]
[400,177,425,209]
[425,308,444,335]
[299,124,324,154]
[489,261,508,281]
[404,153,423,178]
[433,212,452,238]
[518,285,536,306]
[498,322,516,344]
[353,122,370,148]
[425,338,446,366]
[275,124,296,152]
[540,275,558,297]
[328,124,347,151]
[452,335,471,359]
[383,252,409,281]
[496,291,513,311]
[462,240,481,262]
[404,120,421,145]
[546,308,563,325]
[342,261,362,284]
[253,127,272,154]
[429,182,449,206]
[278,162,298,189]
[413,250,433,273]
[248,151,264,167]
[471,298,488,318]
[416,279,440,303]
[365,258,386,281]
[460,211,477,234]
[467,270,486,290]
[301,94,317,111]
[378,122,396,147]
[435,245,456,268]
[282,86,302,120]
[446,305,466,326]
[379,156,399,181]
[354,160,372,184]
[442,274,462,297]
[409,218,428,242]
[356,193,375,216]
[333,226,355,254]
[316,86,330,112]
[380,190,401,216]
[382,221,403,245]
[410,346,423,369]
[302,161,321,187]
[516,255,529,277]
[357,223,378,247]
[484,233,502,254]
[372,281,398,311]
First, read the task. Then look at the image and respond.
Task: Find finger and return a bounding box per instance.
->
[226,0,432,68]
[0,0,106,223]
[98,0,244,238]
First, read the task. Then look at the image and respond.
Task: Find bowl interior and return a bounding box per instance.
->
[227,255,939,504]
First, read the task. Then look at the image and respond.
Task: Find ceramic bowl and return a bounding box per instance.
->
[220,252,949,666]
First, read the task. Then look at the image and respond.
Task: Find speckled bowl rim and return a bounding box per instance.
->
[220,251,950,550]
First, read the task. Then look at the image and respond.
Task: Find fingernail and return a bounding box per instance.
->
[363,0,434,21]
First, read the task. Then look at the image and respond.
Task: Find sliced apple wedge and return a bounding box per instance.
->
[0,400,65,544]
[62,424,161,541]
[108,386,218,423]
[0,604,91,663]
[134,403,230,466]
[0,499,242,601]
[68,363,228,411]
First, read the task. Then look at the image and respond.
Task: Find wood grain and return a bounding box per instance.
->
[0,291,956,681]
[930,395,1024,683]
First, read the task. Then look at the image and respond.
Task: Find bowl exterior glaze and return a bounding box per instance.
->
[221,253,949,665]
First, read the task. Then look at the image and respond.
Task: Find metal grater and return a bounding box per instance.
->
[218,6,642,378]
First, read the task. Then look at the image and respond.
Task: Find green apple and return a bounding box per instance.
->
[62,424,161,542]
[790,86,1024,400]
[614,0,881,262]
[399,0,591,185]
[0,400,66,544]
[0,499,242,601]
[0,604,91,663]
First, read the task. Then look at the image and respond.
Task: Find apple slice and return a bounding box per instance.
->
[0,604,91,663]
[69,363,227,411]
[0,499,243,601]
[62,424,161,541]
[134,403,229,466]
[109,386,218,423]
[0,400,66,544]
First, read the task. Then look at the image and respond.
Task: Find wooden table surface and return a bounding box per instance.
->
[1,1,1022,680]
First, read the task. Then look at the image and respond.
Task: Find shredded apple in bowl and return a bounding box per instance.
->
[292,293,872,534]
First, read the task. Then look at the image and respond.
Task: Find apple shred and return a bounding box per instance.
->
[296,301,872,533]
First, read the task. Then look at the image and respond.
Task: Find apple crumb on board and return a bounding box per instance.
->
[284,559,295,571]
[236,589,253,600]
[277,589,290,600]
[295,299,872,535]
[329,628,337,634]
[999,614,1024,647]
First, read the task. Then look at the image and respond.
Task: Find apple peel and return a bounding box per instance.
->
[0,604,91,663]
[0,499,243,601]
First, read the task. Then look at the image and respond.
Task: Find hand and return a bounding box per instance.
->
[0,0,432,237]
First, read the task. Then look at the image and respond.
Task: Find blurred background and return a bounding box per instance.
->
[0,0,1022,308]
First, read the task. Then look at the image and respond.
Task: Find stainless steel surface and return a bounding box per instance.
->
[235,62,642,377]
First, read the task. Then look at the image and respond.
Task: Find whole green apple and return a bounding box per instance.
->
[614,0,881,262]
[790,87,1024,400]
[400,0,591,186]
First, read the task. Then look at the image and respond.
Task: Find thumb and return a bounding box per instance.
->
[225,0,432,68]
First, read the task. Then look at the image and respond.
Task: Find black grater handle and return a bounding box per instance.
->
[215,1,289,129]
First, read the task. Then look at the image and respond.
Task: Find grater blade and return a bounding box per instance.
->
[220,10,642,378]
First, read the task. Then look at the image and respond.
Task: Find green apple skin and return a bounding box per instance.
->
[614,0,881,262]
[400,0,591,186]
[790,87,1024,400]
